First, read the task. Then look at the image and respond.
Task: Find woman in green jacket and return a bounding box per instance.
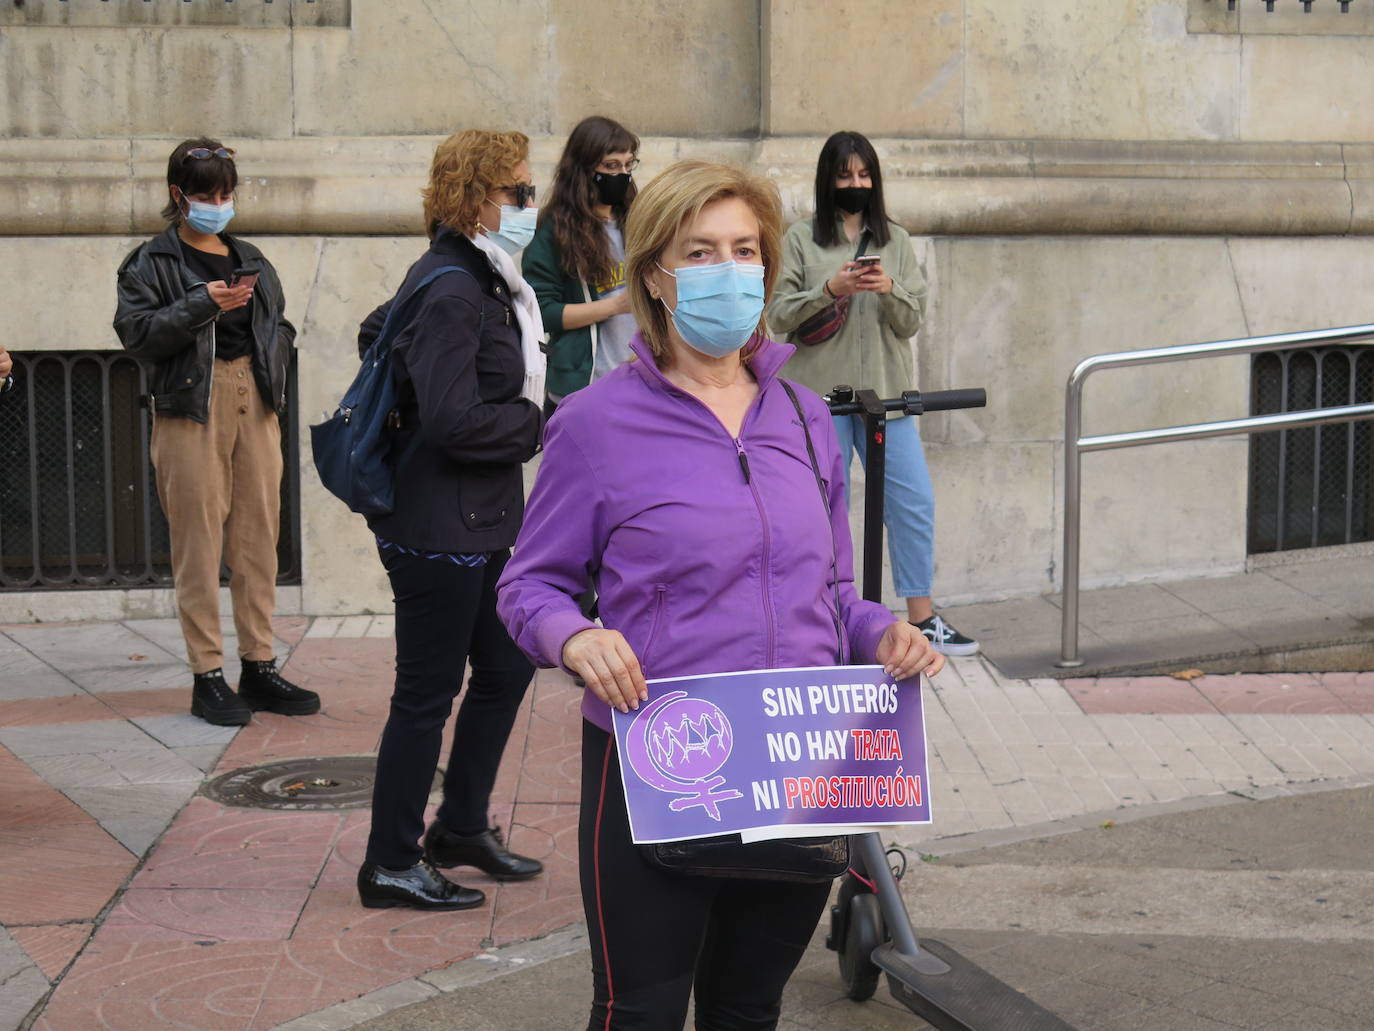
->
[768,130,978,656]
[522,116,640,415]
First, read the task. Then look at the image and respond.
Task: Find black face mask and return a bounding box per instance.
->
[834,186,871,214]
[593,172,633,207]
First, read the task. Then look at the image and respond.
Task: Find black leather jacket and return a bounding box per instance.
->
[113,225,295,422]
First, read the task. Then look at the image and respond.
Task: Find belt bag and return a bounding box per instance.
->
[638,380,850,883]
[641,832,849,883]
[790,230,871,347]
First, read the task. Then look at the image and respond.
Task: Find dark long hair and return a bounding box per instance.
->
[541,115,640,284]
[161,137,238,224]
[811,131,891,250]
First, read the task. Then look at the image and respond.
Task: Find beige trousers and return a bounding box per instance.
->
[151,355,283,674]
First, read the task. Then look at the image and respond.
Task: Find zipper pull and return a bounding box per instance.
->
[735,439,751,483]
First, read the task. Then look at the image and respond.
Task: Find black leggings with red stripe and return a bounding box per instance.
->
[579,721,832,1031]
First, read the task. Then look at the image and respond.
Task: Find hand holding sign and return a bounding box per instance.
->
[563,627,648,712]
[876,621,945,681]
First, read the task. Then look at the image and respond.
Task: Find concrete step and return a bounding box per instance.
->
[940,550,1374,681]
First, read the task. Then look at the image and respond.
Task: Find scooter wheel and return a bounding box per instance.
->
[838,890,883,1002]
[827,872,868,951]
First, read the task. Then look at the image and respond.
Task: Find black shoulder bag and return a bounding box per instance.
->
[638,381,850,883]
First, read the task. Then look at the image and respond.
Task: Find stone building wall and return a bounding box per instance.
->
[3,0,1372,618]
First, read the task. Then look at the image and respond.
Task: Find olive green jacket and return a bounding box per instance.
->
[766,217,928,401]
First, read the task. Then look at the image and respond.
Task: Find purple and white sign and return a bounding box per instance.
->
[611,665,931,844]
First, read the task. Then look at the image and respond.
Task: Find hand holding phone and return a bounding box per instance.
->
[852,254,892,294]
[229,267,260,291]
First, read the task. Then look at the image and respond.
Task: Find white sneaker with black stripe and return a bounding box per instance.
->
[914,615,980,657]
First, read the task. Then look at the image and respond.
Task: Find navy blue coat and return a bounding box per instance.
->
[357,229,542,553]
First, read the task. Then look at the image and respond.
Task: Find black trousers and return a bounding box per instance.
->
[365,547,534,869]
[580,722,831,1031]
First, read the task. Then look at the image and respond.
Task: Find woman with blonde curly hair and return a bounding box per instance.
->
[354,129,547,910]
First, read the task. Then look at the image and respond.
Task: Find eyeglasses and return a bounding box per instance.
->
[496,183,537,208]
[182,147,236,162]
[597,158,639,175]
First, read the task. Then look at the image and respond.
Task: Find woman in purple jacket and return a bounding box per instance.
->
[497,161,943,1031]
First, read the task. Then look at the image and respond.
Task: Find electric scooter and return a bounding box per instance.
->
[824,385,1079,1031]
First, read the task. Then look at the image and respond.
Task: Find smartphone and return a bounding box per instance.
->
[229,267,260,291]
[852,255,882,268]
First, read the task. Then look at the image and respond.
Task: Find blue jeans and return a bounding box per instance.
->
[833,414,935,599]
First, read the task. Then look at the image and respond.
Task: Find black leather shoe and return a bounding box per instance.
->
[356,859,486,910]
[237,659,321,716]
[423,822,544,881]
[190,669,251,726]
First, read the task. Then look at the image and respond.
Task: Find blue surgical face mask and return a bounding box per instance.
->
[657,260,766,359]
[485,204,537,255]
[183,197,234,235]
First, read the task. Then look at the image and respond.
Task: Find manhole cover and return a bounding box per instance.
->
[202,756,438,811]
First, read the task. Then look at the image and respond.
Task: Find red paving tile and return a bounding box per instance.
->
[1063,676,1213,715]
[34,941,279,1031]
[17,631,588,1030]
[96,687,195,721]
[1313,672,1374,712]
[271,616,310,646]
[0,820,136,926]
[278,637,397,690]
[489,802,583,946]
[135,800,342,890]
[0,692,119,725]
[0,745,94,828]
[10,923,93,980]
[97,886,311,944]
[512,675,585,804]
[491,690,535,804]
[249,931,492,1031]
[312,811,371,887]
[1193,673,1353,715]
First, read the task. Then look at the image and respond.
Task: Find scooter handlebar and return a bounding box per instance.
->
[824,385,987,416]
[912,388,987,413]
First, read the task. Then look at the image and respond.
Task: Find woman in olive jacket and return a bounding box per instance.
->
[113,138,317,728]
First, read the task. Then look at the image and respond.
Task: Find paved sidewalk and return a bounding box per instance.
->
[345,784,1374,1031]
[946,549,1374,680]
[2,616,1373,1030]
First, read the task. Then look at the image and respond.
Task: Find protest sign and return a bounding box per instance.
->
[611,664,931,844]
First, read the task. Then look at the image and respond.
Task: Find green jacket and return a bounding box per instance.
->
[523,221,602,399]
[766,217,928,402]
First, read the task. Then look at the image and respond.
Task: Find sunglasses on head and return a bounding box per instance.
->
[499,183,537,208]
[182,147,236,162]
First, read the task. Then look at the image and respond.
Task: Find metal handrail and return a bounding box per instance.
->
[1058,322,1374,667]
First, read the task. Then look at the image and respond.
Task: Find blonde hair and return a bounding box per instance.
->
[422,130,529,238]
[624,161,783,364]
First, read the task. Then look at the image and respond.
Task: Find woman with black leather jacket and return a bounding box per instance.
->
[351,129,546,912]
[113,137,319,727]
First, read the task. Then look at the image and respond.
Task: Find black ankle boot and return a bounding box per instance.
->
[190,669,251,726]
[356,859,485,911]
[237,659,320,716]
[423,822,544,881]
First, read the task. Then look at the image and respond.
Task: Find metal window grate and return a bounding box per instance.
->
[1248,347,1374,552]
[0,350,301,590]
